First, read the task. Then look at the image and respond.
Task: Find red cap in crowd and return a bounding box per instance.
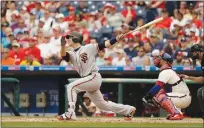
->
[105,56,113,61]
[123,1,136,6]
[69,6,75,11]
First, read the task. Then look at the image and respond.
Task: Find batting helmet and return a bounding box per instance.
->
[66,32,83,44]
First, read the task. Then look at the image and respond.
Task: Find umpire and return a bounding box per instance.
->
[180,44,204,119]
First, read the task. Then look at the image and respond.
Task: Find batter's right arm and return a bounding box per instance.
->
[60,36,70,62]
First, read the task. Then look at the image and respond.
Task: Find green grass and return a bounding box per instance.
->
[1,122,203,128]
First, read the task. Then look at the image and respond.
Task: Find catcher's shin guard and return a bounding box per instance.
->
[154,90,180,115]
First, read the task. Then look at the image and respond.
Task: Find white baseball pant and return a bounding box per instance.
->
[66,72,134,115]
[167,92,191,109]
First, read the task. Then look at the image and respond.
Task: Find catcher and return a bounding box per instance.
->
[142,53,191,120]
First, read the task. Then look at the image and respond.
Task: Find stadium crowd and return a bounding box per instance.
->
[1,1,203,67]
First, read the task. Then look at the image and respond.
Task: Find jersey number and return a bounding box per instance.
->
[80,52,88,63]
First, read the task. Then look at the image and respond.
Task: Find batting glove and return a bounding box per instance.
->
[61,36,66,46]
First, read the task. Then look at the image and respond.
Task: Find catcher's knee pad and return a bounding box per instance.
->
[197,87,204,99]
[154,93,180,115]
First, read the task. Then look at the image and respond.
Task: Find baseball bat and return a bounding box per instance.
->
[123,17,164,36]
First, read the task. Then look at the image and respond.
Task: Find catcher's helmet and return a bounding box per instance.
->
[66,32,83,44]
[190,44,203,52]
[153,52,173,67]
[161,53,173,64]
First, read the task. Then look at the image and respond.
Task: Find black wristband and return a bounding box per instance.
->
[109,37,117,45]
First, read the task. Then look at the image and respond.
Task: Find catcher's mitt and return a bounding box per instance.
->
[142,97,159,108]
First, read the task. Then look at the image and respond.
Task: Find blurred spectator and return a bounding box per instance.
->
[145,1,166,22]
[2,48,15,65]
[181,58,192,67]
[149,34,164,51]
[26,12,38,32]
[49,26,62,55]
[76,1,88,13]
[191,11,202,29]
[155,9,172,29]
[170,11,188,32]
[112,49,126,66]
[176,37,190,58]
[55,13,68,33]
[9,42,25,65]
[30,17,45,37]
[104,3,125,30]
[87,12,102,32]
[96,50,106,66]
[104,45,116,58]
[124,37,138,59]
[5,2,19,24]
[43,10,56,35]
[143,41,152,56]
[64,6,76,25]
[125,56,132,66]
[31,2,44,19]
[184,20,199,37]
[163,40,176,56]
[1,27,14,48]
[13,19,28,37]
[78,93,98,117]
[121,2,137,25]
[20,51,41,66]
[19,6,30,22]
[104,56,113,66]
[132,47,150,66]
[24,37,41,62]
[173,51,184,66]
[37,33,57,60]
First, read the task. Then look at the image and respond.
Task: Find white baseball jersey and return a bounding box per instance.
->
[67,44,99,77]
[157,69,190,94]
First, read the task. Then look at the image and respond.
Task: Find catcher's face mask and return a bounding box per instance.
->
[153,56,162,68]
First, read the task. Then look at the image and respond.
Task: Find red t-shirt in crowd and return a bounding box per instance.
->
[155,17,172,29]
[9,48,25,65]
[192,19,202,29]
[24,47,41,61]
[121,9,137,21]
[64,15,76,22]
[26,3,35,13]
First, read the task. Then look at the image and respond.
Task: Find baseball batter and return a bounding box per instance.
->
[57,32,135,120]
[143,53,191,120]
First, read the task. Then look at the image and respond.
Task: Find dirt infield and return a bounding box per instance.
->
[1,116,203,123]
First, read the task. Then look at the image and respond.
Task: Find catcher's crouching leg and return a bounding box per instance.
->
[154,89,183,120]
